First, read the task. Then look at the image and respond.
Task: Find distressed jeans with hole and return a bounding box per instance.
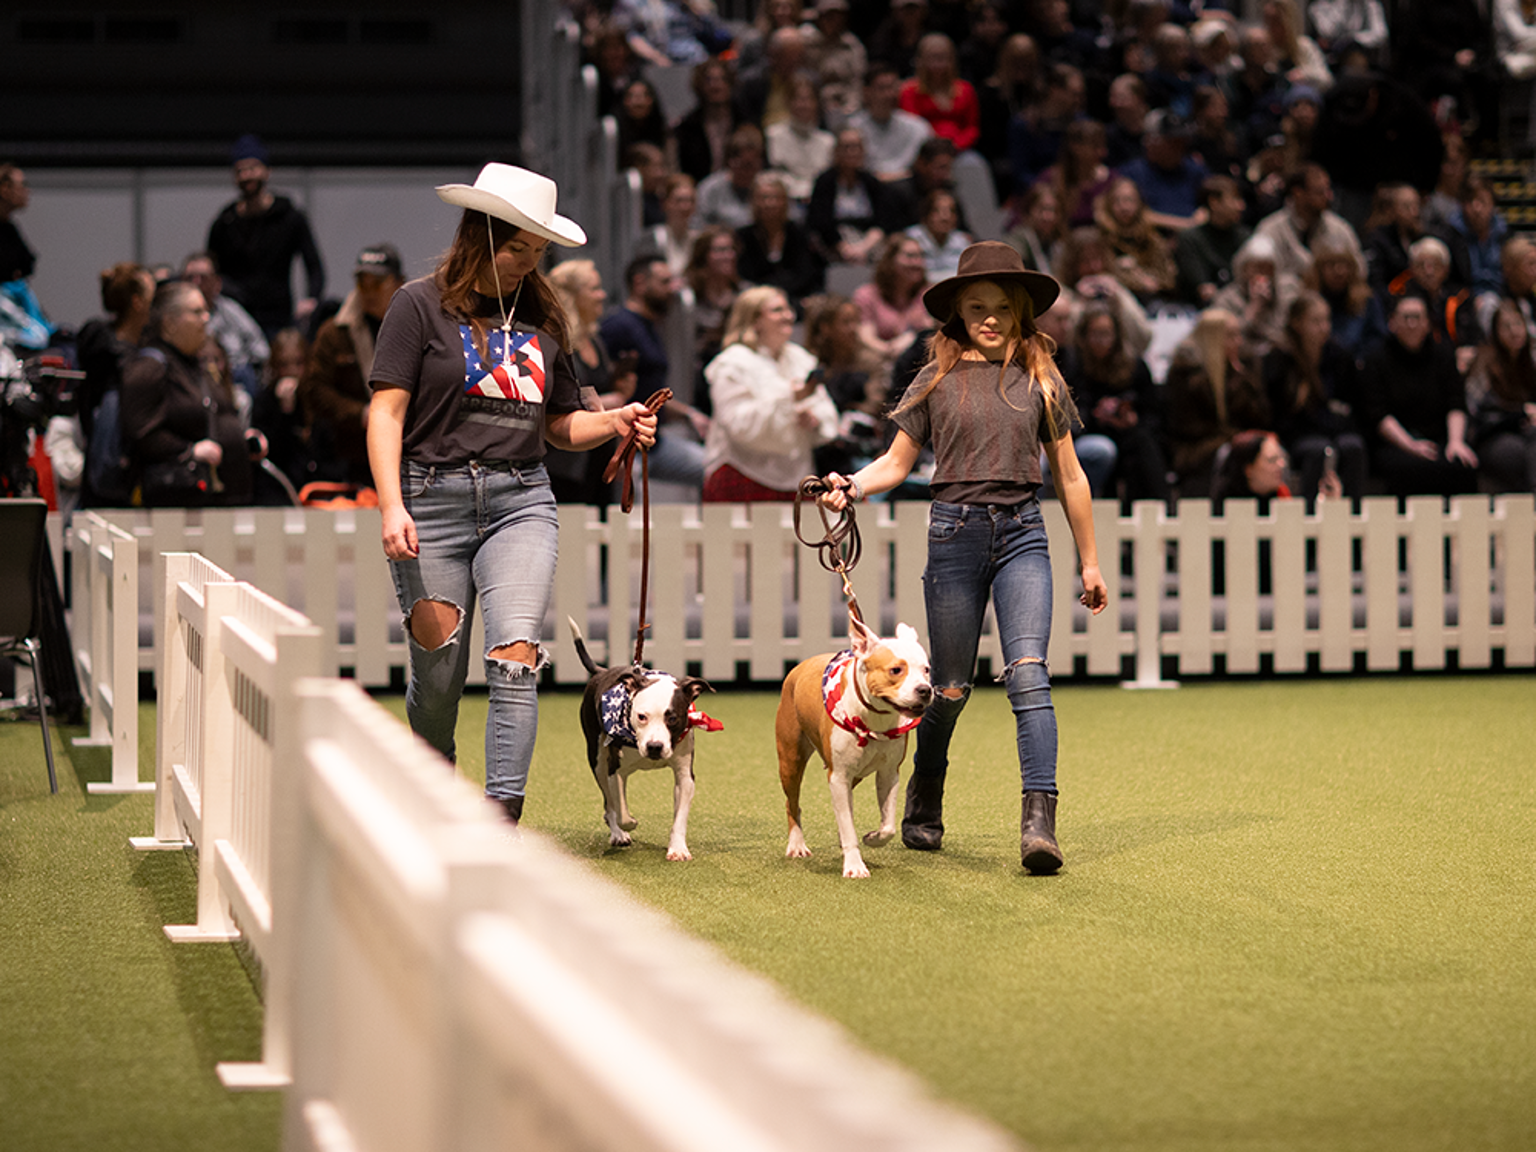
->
[390,461,558,800]
[912,498,1060,795]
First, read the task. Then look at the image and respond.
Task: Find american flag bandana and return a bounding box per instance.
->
[462,328,545,403]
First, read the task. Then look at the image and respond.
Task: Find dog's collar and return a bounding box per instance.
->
[822,650,922,747]
[600,681,724,748]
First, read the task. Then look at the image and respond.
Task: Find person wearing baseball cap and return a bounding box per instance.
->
[366,164,658,827]
[819,241,1108,873]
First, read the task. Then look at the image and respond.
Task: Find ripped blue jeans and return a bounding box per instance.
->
[912,498,1059,795]
[390,460,559,801]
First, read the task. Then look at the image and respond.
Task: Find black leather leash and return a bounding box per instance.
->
[603,388,673,666]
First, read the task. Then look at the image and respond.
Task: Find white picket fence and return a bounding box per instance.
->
[128,552,323,1090]
[283,677,1021,1152]
[68,512,146,792]
[92,496,1536,697]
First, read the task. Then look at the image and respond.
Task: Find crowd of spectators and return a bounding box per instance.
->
[6,0,1536,512]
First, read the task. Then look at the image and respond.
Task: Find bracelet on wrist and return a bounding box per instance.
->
[847,476,865,504]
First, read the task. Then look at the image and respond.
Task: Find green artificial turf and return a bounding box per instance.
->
[2,677,1533,1152]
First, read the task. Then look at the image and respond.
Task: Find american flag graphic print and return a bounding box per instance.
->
[462,329,545,403]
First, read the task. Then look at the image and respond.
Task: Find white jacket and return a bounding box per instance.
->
[703,341,840,493]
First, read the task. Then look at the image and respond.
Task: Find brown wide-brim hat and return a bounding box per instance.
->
[922,241,1061,328]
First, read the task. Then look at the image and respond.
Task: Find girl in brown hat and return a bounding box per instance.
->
[822,240,1107,873]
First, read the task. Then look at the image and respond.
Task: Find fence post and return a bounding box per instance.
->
[1123,500,1176,689]
[78,515,148,793]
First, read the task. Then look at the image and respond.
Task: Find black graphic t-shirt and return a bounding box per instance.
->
[369,277,581,465]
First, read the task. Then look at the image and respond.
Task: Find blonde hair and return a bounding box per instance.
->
[721,285,787,352]
[547,259,601,346]
[1184,307,1240,425]
[894,279,1068,433]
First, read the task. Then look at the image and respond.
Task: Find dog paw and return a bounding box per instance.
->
[785,839,812,859]
[665,845,693,861]
[842,856,871,879]
[863,828,894,847]
[608,830,633,848]
[620,816,639,831]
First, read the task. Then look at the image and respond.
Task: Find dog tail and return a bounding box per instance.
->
[567,616,602,677]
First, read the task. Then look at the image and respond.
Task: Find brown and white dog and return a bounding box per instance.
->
[570,618,715,861]
[776,619,933,878]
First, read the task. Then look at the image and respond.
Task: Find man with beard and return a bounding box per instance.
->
[206,134,325,338]
[598,255,707,489]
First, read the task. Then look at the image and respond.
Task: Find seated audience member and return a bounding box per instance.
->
[846,61,933,182]
[1209,428,1337,507]
[1213,235,1299,360]
[1388,237,1481,373]
[1478,235,1536,347]
[1007,62,1087,196]
[1175,176,1251,306]
[600,254,709,486]
[1055,226,1154,358]
[181,252,268,397]
[694,125,767,231]
[1362,182,1428,299]
[1163,307,1271,492]
[735,171,827,306]
[544,259,638,504]
[734,0,803,79]
[299,243,406,488]
[736,26,807,129]
[643,174,700,277]
[1307,0,1388,67]
[956,2,1010,87]
[977,34,1044,200]
[1143,23,1205,120]
[625,142,671,229]
[1103,73,1151,170]
[1466,299,1536,492]
[1263,0,1332,90]
[1423,132,1471,236]
[1038,118,1112,230]
[801,0,867,130]
[906,188,972,282]
[1004,182,1063,275]
[610,0,729,68]
[122,281,255,506]
[74,263,155,478]
[1252,163,1365,288]
[1262,291,1367,499]
[1306,243,1388,366]
[1189,84,1244,185]
[587,22,643,120]
[1273,84,1321,176]
[802,293,886,476]
[615,78,673,164]
[1063,301,1171,503]
[866,0,929,79]
[685,227,744,407]
[674,58,742,184]
[887,136,963,231]
[701,285,840,502]
[1358,294,1479,498]
[806,128,902,265]
[1450,177,1510,303]
[1094,177,1176,302]
[251,328,312,500]
[1462,297,1536,491]
[765,74,836,202]
[1190,18,1239,85]
[901,33,981,157]
[1119,110,1210,233]
[852,233,931,366]
[1494,0,1536,79]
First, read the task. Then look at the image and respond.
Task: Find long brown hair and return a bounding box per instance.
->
[1472,299,1536,407]
[893,278,1067,432]
[1280,291,1327,413]
[434,209,570,362]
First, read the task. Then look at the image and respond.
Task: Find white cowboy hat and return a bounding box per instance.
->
[435,163,586,248]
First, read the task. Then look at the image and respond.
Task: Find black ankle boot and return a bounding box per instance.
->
[498,795,524,826]
[902,773,946,850]
[1019,791,1062,874]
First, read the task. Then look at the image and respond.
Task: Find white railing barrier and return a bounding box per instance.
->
[284,678,1022,1152]
[67,512,146,792]
[97,495,1536,690]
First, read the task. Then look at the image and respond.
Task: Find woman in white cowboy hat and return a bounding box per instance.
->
[367,163,658,826]
[821,240,1108,873]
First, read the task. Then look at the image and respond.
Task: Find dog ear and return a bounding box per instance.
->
[849,614,878,656]
[619,666,648,694]
[681,676,713,701]
[896,622,920,646]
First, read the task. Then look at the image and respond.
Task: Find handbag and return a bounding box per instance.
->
[139,455,217,504]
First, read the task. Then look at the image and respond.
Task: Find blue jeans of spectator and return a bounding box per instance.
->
[637,427,707,489]
[1040,434,1117,498]
[389,460,558,801]
[912,498,1060,796]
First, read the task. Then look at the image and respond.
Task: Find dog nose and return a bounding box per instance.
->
[915,684,933,705]
[644,741,666,759]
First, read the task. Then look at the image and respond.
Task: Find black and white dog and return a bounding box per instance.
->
[569,618,716,860]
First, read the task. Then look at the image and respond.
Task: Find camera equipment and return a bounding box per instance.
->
[0,341,84,497]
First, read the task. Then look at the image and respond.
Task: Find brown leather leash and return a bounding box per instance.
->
[603,388,673,665]
[794,476,865,628]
